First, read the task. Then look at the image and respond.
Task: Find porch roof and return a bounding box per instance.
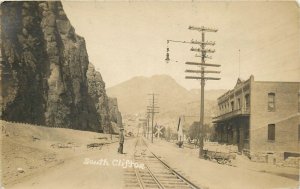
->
[213,108,250,123]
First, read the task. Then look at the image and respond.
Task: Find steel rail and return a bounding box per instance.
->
[141,138,200,189]
[133,139,164,189]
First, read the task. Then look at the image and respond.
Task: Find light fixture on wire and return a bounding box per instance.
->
[165,41,170,63]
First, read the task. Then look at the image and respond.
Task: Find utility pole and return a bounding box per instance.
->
[146,112,150,139]
[147,93,159,143]
[165,26,220,158]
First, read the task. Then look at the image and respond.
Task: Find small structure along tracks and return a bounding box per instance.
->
[124,137,200,189]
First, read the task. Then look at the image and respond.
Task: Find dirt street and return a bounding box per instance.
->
[2,121,299,189]
[6,139,137,189]
[146,138,299,189]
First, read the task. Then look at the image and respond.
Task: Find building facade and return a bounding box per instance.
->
[213,76,300,162]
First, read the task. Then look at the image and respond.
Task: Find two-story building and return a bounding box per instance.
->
[213,76,300,163]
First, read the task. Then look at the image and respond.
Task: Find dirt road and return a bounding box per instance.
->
[147,139,299,189]
[6,139,137,189]
[5,136,299,189]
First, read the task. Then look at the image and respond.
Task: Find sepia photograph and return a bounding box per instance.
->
[0,1,299,189]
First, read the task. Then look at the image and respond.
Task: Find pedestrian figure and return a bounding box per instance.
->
[118,127,125,154]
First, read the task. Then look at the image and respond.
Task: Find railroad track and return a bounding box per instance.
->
[124,137,200,189]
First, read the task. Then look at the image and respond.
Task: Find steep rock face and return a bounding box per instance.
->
[0,1,114,132]
[86,63,111,133]
[108,97,122,133]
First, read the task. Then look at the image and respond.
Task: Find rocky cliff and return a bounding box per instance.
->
[0,1,121,132]
[86,63,111,133]
[108,97,122,127]
[108,97,123,133]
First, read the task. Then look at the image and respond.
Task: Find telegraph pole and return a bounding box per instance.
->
[147,93,159,143]
[166,26,220,158]
[146,112,150,139]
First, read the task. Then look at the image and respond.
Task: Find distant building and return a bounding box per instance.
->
[213,76,300,163]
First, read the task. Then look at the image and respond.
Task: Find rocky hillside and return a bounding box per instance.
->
[107,75,193,114]
[0,1,120,132]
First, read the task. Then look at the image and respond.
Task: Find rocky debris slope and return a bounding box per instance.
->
[0,1,121,132]
[1,120,118,186]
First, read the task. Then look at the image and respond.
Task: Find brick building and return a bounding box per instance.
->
[213,76,300,163]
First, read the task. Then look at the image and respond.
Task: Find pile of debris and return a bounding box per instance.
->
[282,157,300,168]
[203,142,237,166]
[50,142,78,149]
[204,142,238,153]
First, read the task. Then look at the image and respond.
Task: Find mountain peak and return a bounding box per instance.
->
[150,74,174,80]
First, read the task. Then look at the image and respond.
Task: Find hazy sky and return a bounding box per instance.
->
[62,1,299,90]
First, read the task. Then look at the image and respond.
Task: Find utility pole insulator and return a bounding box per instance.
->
[188,25,218,32]
[147,105,158,108]
[185,62,221,67]
[185,76,220,80]
[191,47,215,53]
[185,70,221,74]
[191,39,215,46]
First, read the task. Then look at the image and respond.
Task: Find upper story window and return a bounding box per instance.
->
[237,98,241,110]
[268,93,276,112]
[268,124,275,141]
[245,94,250,111]
[231,101,234,111]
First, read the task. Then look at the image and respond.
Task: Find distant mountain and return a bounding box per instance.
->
[107,75,227,127]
